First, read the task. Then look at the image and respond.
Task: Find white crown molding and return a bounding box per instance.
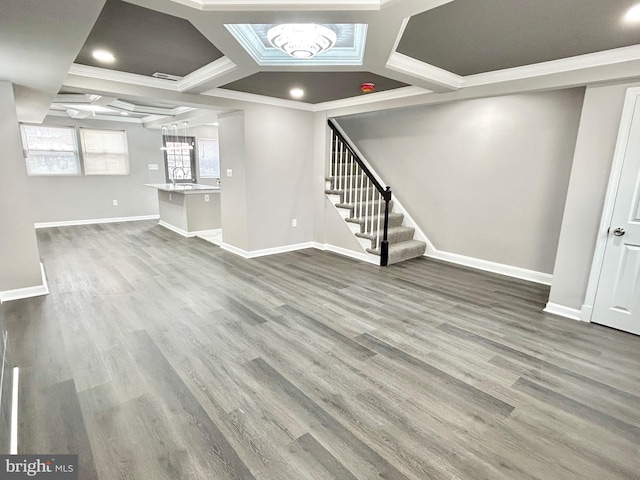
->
[543,302,583,322]
[68,58,237,94]
[178,57,238,91]
[46,109,145,123]
[171,0,380,11]
[0,263,49,303]
[68,64,180,90]
[463,44,640,87]
[203,87,317,111]
[35,215,159,228]
[315,86,429,111]
[386,52,462,90]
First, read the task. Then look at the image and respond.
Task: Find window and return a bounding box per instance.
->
[20,125,80,175]
[163,135,196,183]
[80,128,129,175]
[197,138,220,179]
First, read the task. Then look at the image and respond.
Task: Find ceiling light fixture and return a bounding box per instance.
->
[267,24,337,59]
[290,88,304,99]
[92,49,115,63]
[625,4,640,23]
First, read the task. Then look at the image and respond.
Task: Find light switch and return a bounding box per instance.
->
[226,169,233,177]
[204,195,210,202]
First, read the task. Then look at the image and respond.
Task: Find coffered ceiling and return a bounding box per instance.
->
[3,0,640,126]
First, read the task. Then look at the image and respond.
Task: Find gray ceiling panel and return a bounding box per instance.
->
[220,71,408,103]
[75,0,223,77]
[398,0,640,76]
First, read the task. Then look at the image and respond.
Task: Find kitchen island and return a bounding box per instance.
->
[145,183,221,237]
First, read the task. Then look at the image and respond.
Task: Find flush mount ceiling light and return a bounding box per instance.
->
[92,49,115,63]
[625,4,640,23]
[267,24,337,58]
[290,88,304,99]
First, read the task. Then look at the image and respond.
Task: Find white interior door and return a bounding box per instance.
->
[592,97,640,335]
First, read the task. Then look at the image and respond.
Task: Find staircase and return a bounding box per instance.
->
[326,120,426,266]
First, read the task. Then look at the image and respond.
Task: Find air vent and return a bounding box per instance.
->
[152,72,183,81]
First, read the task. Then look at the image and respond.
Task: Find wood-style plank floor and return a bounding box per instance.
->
[5,220,640,480]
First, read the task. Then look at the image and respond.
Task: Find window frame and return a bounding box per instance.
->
[79,127,130,176]
[197,137,220,180]
[20,124,81,176]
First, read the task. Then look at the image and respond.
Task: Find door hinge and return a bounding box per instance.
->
[607,227,610,235]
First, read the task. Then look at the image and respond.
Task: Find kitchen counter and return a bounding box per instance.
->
[144,183,220,194]
[145,183,221,236]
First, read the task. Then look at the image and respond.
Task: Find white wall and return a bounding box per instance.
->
[218,104,315,253]
[336,88,585,274]
[25,116,166,223]
[0,82,43,292]
[549,82,640,311]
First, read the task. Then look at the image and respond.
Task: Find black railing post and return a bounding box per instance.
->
[380,186,391,267]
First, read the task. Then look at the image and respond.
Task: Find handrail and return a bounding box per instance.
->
[328,119,391,266]
[328,119,390,200]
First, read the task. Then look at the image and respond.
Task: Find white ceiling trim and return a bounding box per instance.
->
[47,109,144,123]
[463,44,640,87]
[170,0,380,11]
[203,84,432,112]
[68,59,238,94]
[202,87,316,111]
[68,64,181,91]
[178,57,238,91]
[312,85,429,111]
[386,52,462,90]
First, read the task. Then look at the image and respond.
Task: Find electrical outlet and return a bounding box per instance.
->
[204,194,210,202]
[112,200,118,206]
[148,164,159,170]
[292,219,297,227]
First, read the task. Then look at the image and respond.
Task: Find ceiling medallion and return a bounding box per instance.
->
[267,24,337,58]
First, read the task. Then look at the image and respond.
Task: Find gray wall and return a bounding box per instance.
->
[0,82,43,292]
[549,82,640,310]
[25,116,166,223]
[337,88,585,274]
[219,104,315,252]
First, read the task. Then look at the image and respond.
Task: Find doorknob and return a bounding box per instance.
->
[613,228,626,237]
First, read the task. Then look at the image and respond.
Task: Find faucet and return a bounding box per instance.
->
[171,167,187,184]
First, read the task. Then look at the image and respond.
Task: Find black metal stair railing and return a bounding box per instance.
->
[328,119,391,266]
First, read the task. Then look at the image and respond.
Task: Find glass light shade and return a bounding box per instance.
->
[267,24,337,58]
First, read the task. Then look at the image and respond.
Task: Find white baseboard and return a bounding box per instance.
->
[580,304,593,322]
[427,250,553,285]
[35,214,159,228]
[0,263,49,303]
[543,302,583,321]
[158,221,220,238]
[220,241,318,259]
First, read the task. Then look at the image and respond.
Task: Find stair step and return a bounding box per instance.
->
[345,212,404,232]
[335,200,392,216]
[367,240,427,264]
[356,225,415,245]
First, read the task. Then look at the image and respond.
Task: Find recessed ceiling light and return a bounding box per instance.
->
[624,4,640,23]
[120,111,129,116]
[290,88,304,99]
[92,49,115,63]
